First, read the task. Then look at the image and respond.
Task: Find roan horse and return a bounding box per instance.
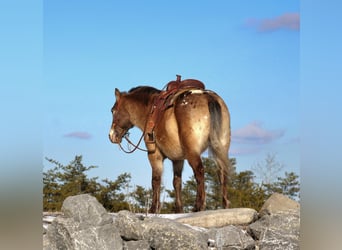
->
[109,78,231,213]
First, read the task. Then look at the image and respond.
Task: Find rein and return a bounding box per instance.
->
[118,131,150,153]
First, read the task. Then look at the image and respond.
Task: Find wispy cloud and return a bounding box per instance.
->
[246,12,300,32]
[64,131,92,140]
[232,121,285,144]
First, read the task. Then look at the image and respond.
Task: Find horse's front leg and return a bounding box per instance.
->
[172,160,184,213]
[148,150,164,213]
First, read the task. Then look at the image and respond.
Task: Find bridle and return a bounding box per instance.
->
[112,99,151,154]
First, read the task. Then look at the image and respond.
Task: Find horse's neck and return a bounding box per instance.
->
[127,99,153,130]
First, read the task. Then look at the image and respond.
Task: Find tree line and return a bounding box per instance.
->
[43,155,299,213]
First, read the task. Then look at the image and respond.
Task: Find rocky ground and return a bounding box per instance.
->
[43,193,300,250]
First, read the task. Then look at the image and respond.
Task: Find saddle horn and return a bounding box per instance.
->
[176,74,181,82]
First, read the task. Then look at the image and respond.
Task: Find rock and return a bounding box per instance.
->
[123,240,150,250]
[115,211,208,250]
[249,210,300,250]
[62,194,113,227]
[143,216,208,250]
[175,208,258,228]
[259,193,299,216]
[207,225,255,249]
[43,193,300,250]
[249,194,300,250]
[114,210,145,240]
[44,194,122,250]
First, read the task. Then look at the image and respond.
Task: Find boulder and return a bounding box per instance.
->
[114,210,145,240]
[62,194,113,227]
[248,210,300,250]
[249,193,300,250]
[259,192,300,216]
[206,225,255,249]
[115,211,208,250]
[175,208,258,228]
[44,194,122,250]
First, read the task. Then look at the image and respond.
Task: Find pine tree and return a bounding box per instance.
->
[262,171,300,200]
[129,185,153,213]
[276,172,300,200]
[43,155,132,212]
[43,167,62,211]
[228,170,266,210]
[96,173,132,212]
[44,156,100,211]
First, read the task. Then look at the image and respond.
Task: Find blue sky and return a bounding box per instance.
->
[43,1,299,189]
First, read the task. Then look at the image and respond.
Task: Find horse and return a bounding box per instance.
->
[109,82,231,213]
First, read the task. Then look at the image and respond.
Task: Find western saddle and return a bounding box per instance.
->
[145,75,205,143]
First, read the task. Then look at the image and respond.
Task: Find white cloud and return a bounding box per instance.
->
[232,121,285,144]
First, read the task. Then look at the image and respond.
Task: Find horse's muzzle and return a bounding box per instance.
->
[109,128,122,144]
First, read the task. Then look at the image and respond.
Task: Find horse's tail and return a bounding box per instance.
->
[208,94,223,153]
[207,93,231,171]
[207,92,232,208]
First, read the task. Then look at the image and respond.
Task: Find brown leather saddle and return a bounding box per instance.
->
[145,75,205,143]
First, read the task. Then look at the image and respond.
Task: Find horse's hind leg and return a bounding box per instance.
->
[172,160,184,213]
[187,154,206,212]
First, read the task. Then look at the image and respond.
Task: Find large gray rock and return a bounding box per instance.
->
[62,194,113,227]
[249,194,300,250]
[249,210,300,250]
[175,208,258,228]
[259,193,299,216]
[144,216,208,250]
[44,194,122,250]
[207,225,255,249]
[114,210,145,240]
[115,211,208,250]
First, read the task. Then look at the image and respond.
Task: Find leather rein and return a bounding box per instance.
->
[118,132,149,154]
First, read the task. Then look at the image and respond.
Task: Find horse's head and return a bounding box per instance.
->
[109,88,133,144]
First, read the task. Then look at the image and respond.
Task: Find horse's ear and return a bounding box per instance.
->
[114,88,121,101]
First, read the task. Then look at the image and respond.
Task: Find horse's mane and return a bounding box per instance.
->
[127,86,161,105]
[128,86,161,95]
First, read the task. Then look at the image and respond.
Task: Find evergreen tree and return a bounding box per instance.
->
[176,157,268,211]
[44,155,300,213]
[130,185,151,210]
[276,172,300,200]
[43,155,131,212]
[262,171,300,200]
[44,155,99,211]
[228,170,266,210]
[96,173,131,212]
[43,167,62,211]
